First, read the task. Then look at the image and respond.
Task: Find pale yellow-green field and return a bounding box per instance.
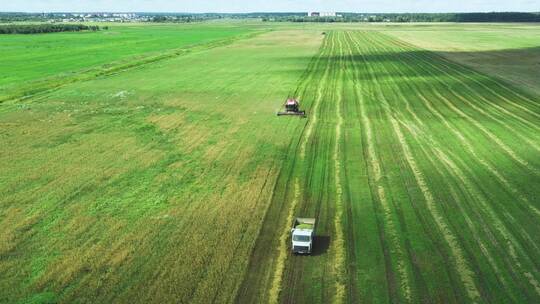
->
[383,23,540,95]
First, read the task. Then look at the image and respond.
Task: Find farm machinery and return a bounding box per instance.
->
[291,217,316,254]
[277,98,306,117]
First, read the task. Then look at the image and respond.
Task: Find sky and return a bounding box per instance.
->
[2,0,540,13]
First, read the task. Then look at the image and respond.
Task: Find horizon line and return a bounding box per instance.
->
[2,10,540,14]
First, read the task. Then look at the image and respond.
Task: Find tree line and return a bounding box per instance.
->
[1,12,538,24]
[150,15,207,23]
[0,24,103,35]
[263,12,540,23]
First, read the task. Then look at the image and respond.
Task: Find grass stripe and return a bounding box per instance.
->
[363,32,540,221]
[267,31,336,303]
[330,32,347,304]
[268,178,301,304]
[388,115,482,302]
[363,31,540,300]
[386,36,540,115]
[346,31,413,303]
[349,31,482,301]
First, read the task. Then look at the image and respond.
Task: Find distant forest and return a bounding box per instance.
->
[261,12,540,23]
[0,24,102,34]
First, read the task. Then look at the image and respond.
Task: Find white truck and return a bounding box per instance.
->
[291,217,316,254]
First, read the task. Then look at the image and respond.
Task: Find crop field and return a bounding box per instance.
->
[1,22,539,303]
[383,24,540,95]
[0,23,255,102]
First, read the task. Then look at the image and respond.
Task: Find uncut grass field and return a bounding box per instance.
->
[1,22,539,303]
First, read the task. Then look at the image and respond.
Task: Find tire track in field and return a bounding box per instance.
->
[356,33,515,295]
[362,31,540,298]
[292,33,330,102]
[388,37,540,117]
[391,44,540,151]
[235,32,328,304]
[361,33,540,221]
[432,148,540,297]
[345,32,413,303]
[329,32,347,304]
[396,114,540,298]
[418,94,540,218]
[378,37,540,176]
[448,90,540,153]
[268,178,301,304]
[450,85,540,133]
[389,33,540,111]
[394,58,540,301]
[338,32,375,304]
[398,116,540,298]
[394,116,527,301]
[436,58,540,118]
[280,36,338,304]
[280,33,334,304]
[268,32,336,304]
[381,35,540,135]
[432,89,540,176]
[299,34,334,160]
[362,31,527,294]
[374,34,540,175]
[355,33,480,302]
[348,31,481,302]
[375,45,540,298]
[348,31,440,303]
[375,35,540,160]
[388,116,481,302]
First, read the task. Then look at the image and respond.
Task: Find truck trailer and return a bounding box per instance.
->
[291,217,316,254]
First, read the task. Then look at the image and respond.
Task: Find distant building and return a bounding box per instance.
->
[309,12,337,17]
[321,12,337,17]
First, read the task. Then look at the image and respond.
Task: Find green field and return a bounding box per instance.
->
[1,22,539,303]
[383,23,540,95]
[0,23,255,102]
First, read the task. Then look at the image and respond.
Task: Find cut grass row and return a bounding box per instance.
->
[368,28,540,294]
[384,25,540,96]
[347,30,540,302]
[239,29,539,303]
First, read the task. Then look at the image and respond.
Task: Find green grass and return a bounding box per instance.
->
[238,29,540,304]
[383,23,540,95]
[1,22,539,304]
[0,23,254,102]
[0,27,322,303]
[0,23,252,86]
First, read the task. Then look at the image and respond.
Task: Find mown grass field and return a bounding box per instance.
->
[1,22,539,303]
[382,23,540,95]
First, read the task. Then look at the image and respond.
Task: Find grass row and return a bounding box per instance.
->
[239,29,539,303]
[343,30,540,302]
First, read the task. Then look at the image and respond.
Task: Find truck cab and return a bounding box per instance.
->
[291,218,316,254]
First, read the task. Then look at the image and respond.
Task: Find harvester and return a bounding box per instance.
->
[277,98,306,117]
